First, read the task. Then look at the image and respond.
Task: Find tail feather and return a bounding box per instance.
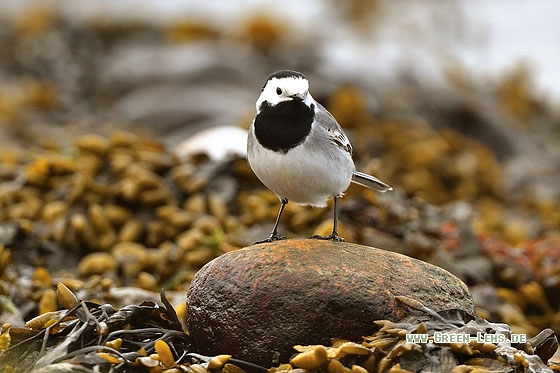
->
[351,171,393,192]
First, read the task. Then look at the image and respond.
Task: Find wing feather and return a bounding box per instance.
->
[312,101,393,192]
[352,171,393,191]
[313,102,352,154]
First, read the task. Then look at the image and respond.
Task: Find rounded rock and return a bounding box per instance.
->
[187,239,475,366]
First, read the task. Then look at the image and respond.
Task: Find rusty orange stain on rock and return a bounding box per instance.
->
[187,239,474,366]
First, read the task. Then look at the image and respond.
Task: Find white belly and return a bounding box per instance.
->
[248,137,354,207]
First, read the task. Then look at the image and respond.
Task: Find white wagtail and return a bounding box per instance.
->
[247,70,392,243]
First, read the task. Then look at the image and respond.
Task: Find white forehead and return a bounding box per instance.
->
[257,76,310,110]
[267,76,309,94]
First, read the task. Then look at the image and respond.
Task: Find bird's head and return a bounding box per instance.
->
[256,70,315,113]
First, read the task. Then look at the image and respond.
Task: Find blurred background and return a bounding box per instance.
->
[0,0,559,196]
[0,0,559,346]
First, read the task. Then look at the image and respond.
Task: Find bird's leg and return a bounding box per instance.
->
[311,195,345,242]
[254,198,288,244]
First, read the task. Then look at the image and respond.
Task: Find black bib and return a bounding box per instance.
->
[254,100,314,153]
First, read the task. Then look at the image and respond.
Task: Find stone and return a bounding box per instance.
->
[186,239,475,366]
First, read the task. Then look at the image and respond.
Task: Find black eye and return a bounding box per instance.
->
[276,87,282,95]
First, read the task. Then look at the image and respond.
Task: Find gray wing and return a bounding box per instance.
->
[314,102,393,192]
[313,102,353,155]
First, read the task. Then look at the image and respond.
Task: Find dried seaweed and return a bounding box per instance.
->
[0,291,193,372]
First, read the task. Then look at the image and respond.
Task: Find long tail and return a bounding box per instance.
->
[351,171,393,192]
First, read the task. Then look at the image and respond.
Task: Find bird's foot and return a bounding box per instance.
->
[310,232,345,242]
[254,232,286,244]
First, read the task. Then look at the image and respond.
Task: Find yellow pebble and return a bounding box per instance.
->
[105,338,122,351]
[291,345,328,370]
[57,282,79,309]
[222,363,246,373]
[451,366,473,373]
[387,363,411,373]
[98,352,121,364]
[351,365,369,373]
[207,354,232,369]
[450,342,474,355]
[119,219,144,242]
[39,289,57,315]
[0,329,11,350]
[155,340,175,367]
[77,252,118,276]
[25,311,61,329]
[513,353,529,367]
[335,342,372,358]
[328,359,350,373]
[174,303,187,324]
[32,267,52,288]
[136,272,158,291]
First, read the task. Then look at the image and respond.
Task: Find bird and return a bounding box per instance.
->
[247,70,392,243]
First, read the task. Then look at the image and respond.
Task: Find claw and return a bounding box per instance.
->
[309,195,345,242]
[310,233,345,242]
[254,233,287,244]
